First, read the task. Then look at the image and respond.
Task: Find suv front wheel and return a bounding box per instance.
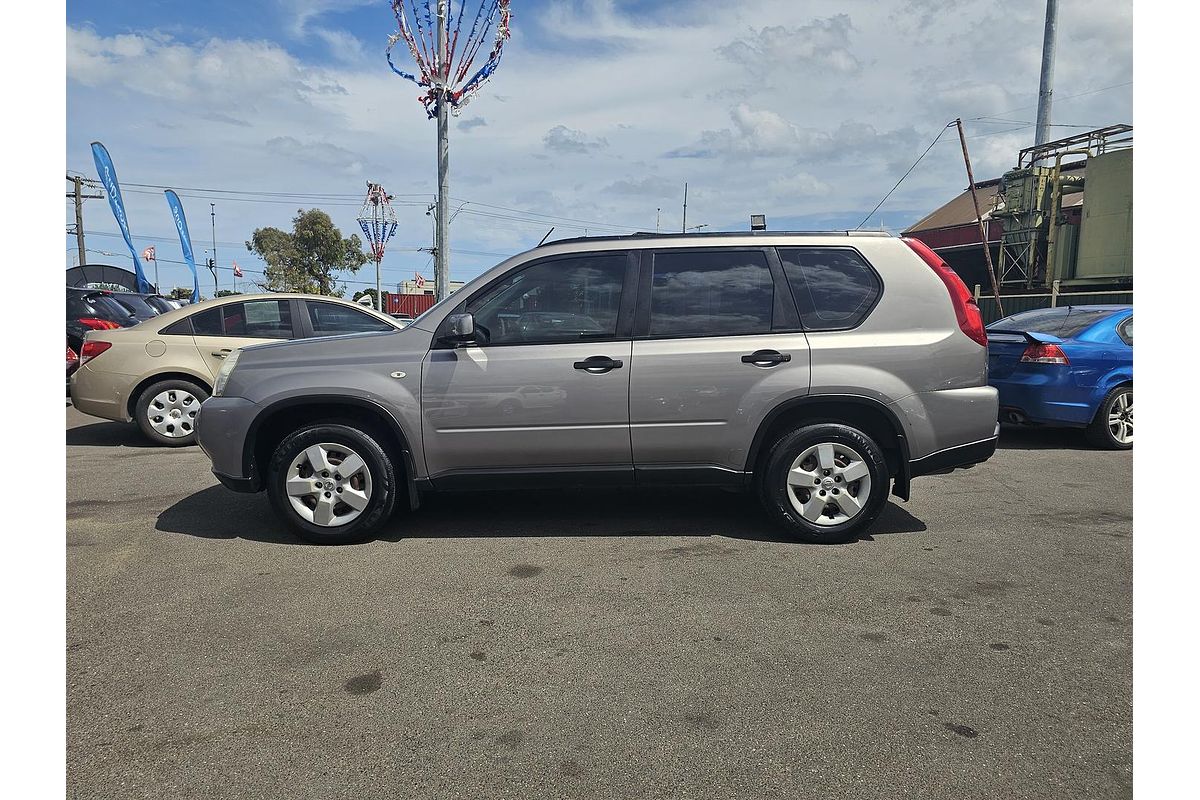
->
[759,423,889,544]
[266,423,397,545]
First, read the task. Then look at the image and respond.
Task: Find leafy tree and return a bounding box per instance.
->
[352,288,383,310]
[168,287,202,301]
[245,209,367,296]
[215,289,242,297]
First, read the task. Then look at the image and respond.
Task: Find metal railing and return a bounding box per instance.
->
[972,280,1133,325]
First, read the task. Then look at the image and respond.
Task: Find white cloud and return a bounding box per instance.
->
[718,15,861,76]
[543,125,609,155]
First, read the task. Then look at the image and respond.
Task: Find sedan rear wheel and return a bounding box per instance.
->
[135,379,208,446]
[1087,385,1133,450]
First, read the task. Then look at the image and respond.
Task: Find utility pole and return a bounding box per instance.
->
[656,208,661,233]
[434,0,451,302]
[682,182,688,233]
[1034,0,1058,150]
[210,203,219,295]
[955,119,1004,318]
[67,175,102,265]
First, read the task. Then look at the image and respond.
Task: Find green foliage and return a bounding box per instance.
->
[245,208,366,296]
[168,287,201,301]
[352,288,381,310]
[215,289,242,297]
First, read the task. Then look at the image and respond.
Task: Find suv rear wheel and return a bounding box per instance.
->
[266,423,397,545]
[758,423,889,543]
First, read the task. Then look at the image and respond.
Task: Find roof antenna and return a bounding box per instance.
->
[537,226,555,246]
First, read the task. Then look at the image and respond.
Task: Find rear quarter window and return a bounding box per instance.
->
[778,247,881,331]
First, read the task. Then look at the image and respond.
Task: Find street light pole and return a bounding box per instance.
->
[434,0,451,302]
[209,203,219,295]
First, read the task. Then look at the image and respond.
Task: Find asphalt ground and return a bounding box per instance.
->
[66,404,1132,799]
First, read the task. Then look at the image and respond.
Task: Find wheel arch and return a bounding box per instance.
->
[744,394,912,500]
[246,395,420,509]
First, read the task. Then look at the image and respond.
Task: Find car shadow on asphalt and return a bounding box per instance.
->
[155,485,928,547]
[66,420,159,449]
[996,423,1098,451]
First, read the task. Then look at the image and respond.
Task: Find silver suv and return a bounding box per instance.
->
[196,232,999,544]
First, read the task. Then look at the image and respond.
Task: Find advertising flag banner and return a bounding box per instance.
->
[163,190,201,304]
[90,142,151,292]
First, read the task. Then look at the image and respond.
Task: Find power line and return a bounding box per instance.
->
[857,122,954,230]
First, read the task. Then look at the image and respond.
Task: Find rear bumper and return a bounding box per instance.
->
[990,378,1094,426]
[909,426,999,478]
[69,366,132,422]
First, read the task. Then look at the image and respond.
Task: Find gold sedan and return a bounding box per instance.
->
[70,293,402,446]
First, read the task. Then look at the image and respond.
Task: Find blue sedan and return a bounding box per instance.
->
[987,305,1132,449]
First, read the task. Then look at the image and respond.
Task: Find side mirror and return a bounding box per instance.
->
[444,312,476,345]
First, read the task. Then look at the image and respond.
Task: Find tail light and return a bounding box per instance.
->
[67,346,78,368]
[79,340,112,365]
[901,237,988,347]
[1020,343,1070,365]
[77,317,121,331]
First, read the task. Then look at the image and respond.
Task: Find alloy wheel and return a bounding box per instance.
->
[1108,390,1133,445]
[285,443,373,528]
[786,442,873,527]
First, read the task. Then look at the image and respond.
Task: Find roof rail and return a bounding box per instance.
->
[538,230,891,247]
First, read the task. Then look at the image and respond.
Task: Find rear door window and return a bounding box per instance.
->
[306,302,396,335]
[778,247,881,331]
[647,250,773,337]
[190,300,294,339]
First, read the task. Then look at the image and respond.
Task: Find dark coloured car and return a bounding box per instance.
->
[987,305,1132,449]
[66,287,136,353]
[107,291,175,323]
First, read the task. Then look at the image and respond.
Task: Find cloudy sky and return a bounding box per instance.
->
[65,0,1132,293]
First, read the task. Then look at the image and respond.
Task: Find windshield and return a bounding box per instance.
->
[988,307,1116,339]
[67,291,134,323]
[111,294,162,318]
[144,296,176,314]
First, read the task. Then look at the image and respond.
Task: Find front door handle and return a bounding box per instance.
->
[212,349,232,359]
[574,355,624,373]
[741,349,791,366]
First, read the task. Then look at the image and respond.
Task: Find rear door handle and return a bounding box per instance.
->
[741,349,791,366]
[211,349,232,359]
[574,355,624,373]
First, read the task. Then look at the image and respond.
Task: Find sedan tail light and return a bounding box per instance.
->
[79,340,112,365]
[1020,343,1070,365]
[77,317,121,331]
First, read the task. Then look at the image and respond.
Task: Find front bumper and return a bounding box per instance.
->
[196,396,262,492]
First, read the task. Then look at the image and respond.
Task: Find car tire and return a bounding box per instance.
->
[1086,384,1133,450]
[266,423,397,545]
[134,379,209,446]
[758,423,890,544]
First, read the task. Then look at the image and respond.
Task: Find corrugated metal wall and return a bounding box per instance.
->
[976,292,1133,325]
